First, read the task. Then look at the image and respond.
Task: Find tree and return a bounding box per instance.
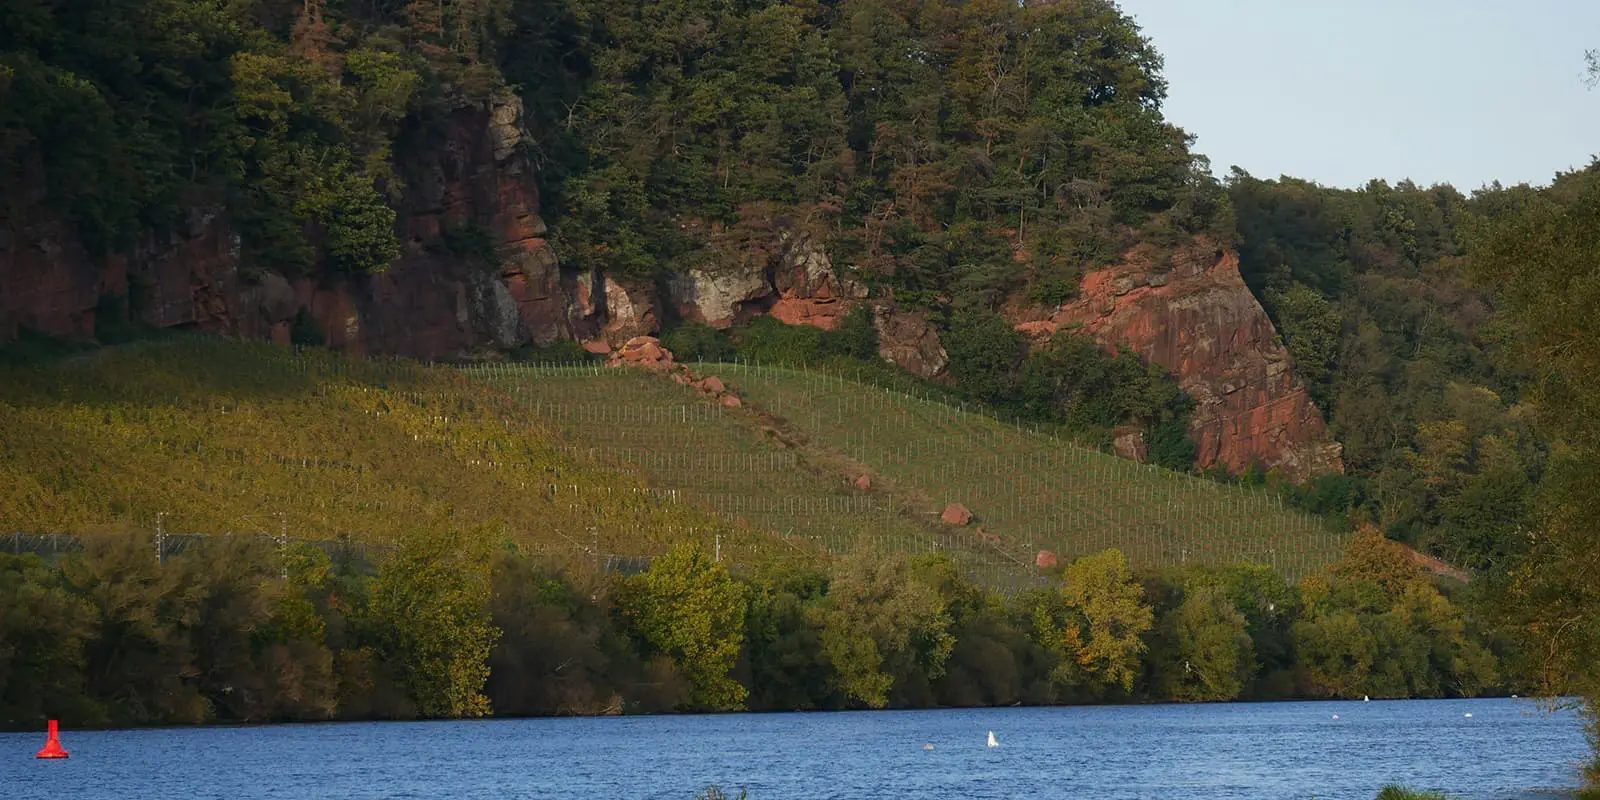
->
[1472,161,1600,782]
[1163,583,1254,702]
[815,551,955,708]
[367,525,499,718]
[1056,549,1154,695]
[619,544,748,711]
[0,554,99,727]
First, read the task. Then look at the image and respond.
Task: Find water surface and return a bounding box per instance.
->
[1,698,1585,799]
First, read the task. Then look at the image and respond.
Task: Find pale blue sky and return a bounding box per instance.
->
[1119,0,1600,189]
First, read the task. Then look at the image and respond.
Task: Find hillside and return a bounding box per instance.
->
[0,0,1543,581]
[0,335,1345,586]
[0,338,791,569]
[477,359,1346,583]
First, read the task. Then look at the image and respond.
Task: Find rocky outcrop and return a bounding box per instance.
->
[768,230,867,330]
[608,335,675,370]
[1037,240,1343,482]
[2,95,592,360]
[873,304,948,378]
[1112,429,1148,464]
[669,264,772,329]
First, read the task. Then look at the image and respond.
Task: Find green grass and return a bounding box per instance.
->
[0,338,791,568]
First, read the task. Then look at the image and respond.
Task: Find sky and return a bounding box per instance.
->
[1118,0,1600,190]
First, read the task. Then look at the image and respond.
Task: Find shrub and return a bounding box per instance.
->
[665,322,737,363]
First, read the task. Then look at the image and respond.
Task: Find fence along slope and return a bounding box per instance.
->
[467,362,1046,592]
[710,362,1344,582]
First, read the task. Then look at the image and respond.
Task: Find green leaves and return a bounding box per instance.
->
[620,545,748,711]
[369,525,500,718]
[1058,549,1153,694]
[815,551,955,709]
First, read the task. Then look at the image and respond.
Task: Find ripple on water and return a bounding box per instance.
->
[0,698,1585,800]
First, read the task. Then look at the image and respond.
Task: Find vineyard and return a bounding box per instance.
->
[0,339,791,570]
[475,361,1348,583]
[469,362,1043,590]
[0,339,1348,588]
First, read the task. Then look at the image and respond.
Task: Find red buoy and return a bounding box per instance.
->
[36,720,68,759]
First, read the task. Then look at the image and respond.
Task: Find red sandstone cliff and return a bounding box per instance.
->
[1016,240,1343,482]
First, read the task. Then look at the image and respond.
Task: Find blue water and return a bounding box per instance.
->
[0,698,1586,799]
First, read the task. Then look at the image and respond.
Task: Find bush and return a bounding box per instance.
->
[290,308,325,347]
[514,339,597,364]
[665,323,737,363]
[1375,786,1447,800]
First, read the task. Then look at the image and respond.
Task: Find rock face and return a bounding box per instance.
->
[1043,240,1343,482]
[1112,429,1148,464]
[2,97,599,360]
[874,304,949,378]
[670,263,773,329]
[768,230,867,330]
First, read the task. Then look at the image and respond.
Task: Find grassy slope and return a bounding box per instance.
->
[483,362,1347,583]
[473,363,1041,590]
[0,339,790,568]
[718,363,1347,581]
[0,340,1345,585]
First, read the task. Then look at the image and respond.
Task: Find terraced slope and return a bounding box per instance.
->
[481,362,1345,583]
[0,339,788,568]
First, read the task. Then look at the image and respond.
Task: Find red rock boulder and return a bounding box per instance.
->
[941,503,973,526]
[1036,550,1059,570]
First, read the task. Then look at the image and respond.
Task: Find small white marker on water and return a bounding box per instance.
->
[1464,713,1473,718]
[1331,714,1340,720]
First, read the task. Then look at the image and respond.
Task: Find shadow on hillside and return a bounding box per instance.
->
[0,331,419,409]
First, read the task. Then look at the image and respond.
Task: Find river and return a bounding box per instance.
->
[1,698,1586,799]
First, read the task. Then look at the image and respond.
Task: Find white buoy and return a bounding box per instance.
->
[1464,713,1473,718]
[923,743,935,751]
[1363,695,1370,702]
[1331,714,1341,720]
[987,731,999,748]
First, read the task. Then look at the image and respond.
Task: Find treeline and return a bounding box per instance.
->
[1225,172,1545,574]
[0,526,1513,730]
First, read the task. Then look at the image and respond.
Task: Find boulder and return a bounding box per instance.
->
[582,339,612,355]
[610,335,677,370]
[853,474,872,491]
[1112,429,1148,464]
[1036,550,1059,570]
[874,304,949,378]
[941,503,973,526]
[696,376,727,395]
[720,394,743,408]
